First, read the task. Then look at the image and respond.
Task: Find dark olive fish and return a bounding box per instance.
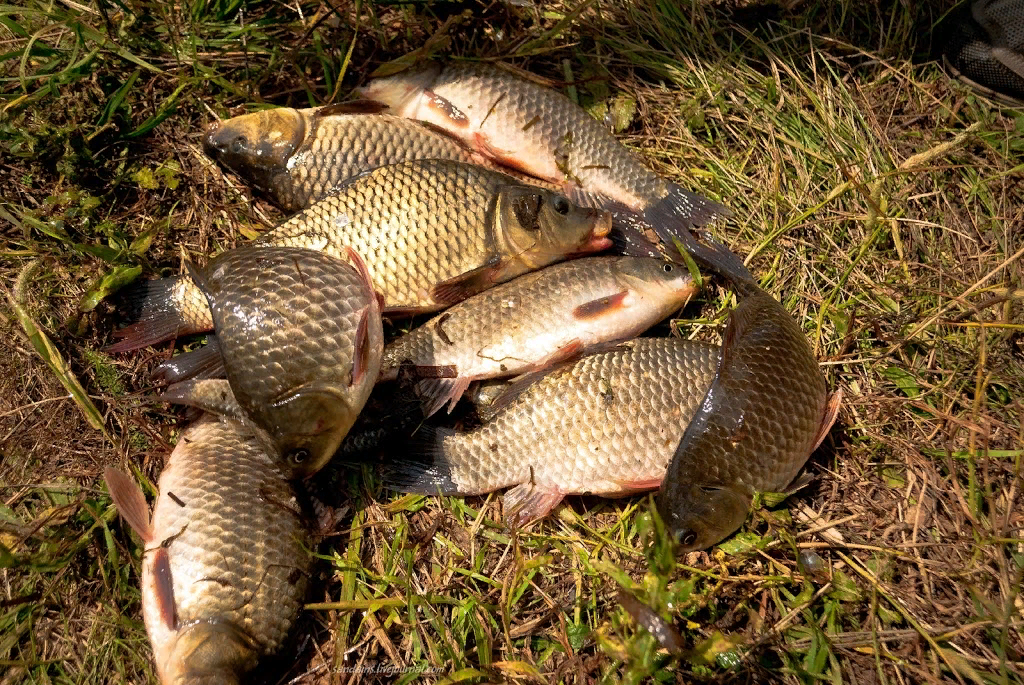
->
[656,277,840,552]
[104,417,311,685]
[163,246,384,478]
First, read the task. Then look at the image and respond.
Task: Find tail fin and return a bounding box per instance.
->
[379,426,462,494]
[150,336,225,385]
[107,277,208,353]
[608,211,663,259]
[643,181,732,231]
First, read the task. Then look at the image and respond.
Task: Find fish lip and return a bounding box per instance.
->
[571,234,614,256]
[592,211,613,238]
[203,120,225,155]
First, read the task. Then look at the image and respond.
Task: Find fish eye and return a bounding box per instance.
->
[552,196,570,215]
[662,263,673,273]
[289,448,310,465]
[681,531,697,547]
[230,135,248,154]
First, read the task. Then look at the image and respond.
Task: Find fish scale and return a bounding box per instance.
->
[379,256,698,416]
[104,418,311,685]
[204,105,484,213]
[163,245,384,477]
[108,159,610,353]
[656,285,833,551]
[384,338,721,524]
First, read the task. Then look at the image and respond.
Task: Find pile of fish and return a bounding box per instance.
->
[103,61,838,682]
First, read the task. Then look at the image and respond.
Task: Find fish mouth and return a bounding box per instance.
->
[202,120,223,157]
[573,211,614,254]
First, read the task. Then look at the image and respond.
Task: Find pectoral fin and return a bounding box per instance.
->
[315,100,391,116]
[429,261,503,306]
[811,389,843,452]
[572,291,629,320]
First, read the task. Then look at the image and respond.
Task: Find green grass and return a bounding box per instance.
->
[2,0,1023,683]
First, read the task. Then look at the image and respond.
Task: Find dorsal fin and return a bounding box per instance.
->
[315,100,391,117]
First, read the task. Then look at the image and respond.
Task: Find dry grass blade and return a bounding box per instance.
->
[6,260,111,441]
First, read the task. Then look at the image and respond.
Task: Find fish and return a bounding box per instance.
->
[108,159,612,353]
[655,278,841,552]
[159,245,384,478]
[202,101,668,264]
[203,102,488,213]
[379,256,698,416]
[103,417,312,685]
[383,338,721,524]
[359,61,730,241]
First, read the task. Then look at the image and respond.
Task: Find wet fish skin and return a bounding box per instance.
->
[104,417,311,685]
[384,338,721,524]
[359,61,729,232]
[656,284,831,552]
[380,256,698,416]
[203,104,484,213]
[108,160,611,353]
[166,245,383,477]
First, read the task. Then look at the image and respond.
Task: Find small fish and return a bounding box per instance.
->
[383,338,720,524]
[203,102,486,213]
[380,256,698,416]
[104,417,311,685]
[656,280,841,552]
[108,160,611,353]
[359,61,730,241]
[162,246,384,477]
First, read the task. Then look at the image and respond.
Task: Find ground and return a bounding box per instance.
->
[1,0,1022,683]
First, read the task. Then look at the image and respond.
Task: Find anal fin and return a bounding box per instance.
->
[503,483,565,528]
[417,376,473,418]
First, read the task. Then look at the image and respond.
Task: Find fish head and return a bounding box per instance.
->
[496,186,613,269]
[160,619,256,685]
[357,63,443,117]
[263,383,366,478]
[656,482,751,552]
[614,258,698,306]
[203,108,306,190]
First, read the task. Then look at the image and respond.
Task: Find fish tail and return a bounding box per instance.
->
[643,181,732,231]
[642,183,758,287]
[150,336,225,385]
[106,276,214,353]
[380,426,463,495]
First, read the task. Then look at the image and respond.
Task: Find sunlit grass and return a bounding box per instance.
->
[1,0,1022,683]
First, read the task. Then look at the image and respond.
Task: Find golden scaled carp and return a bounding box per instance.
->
[203,102,487,213]
[383,338,720,525]
[359,61,730,241]
[104,417,312,685]
[108,159,612,353]
[160,246,384,478]
[380,256,698,417]
[655,278,841,552]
